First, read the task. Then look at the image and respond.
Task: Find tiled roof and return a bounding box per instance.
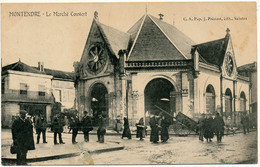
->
[2,61,44,75]
[127,15,145,45]
[237,62,257,73]
[2,61,74,80]
[40,68,74,80]
[127,14,196,61]
[97,21,130,58]
[149,15,196,59]
[191,36,229,66]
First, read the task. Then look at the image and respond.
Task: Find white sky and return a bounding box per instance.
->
[1,2,257,72]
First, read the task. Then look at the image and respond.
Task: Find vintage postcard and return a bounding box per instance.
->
[1,1,258,166]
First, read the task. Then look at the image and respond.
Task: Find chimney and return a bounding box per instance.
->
[38,62,44,72]
[159,13,164,20]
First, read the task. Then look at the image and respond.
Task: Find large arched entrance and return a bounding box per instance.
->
[225,88,232,118]
[205,84,215,114]
[90,83,108,126]
[144,78,176,122]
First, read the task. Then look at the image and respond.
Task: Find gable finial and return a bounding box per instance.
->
[94,11,98,20]
[226,28,230,34]
[145,3,147,14]
[159,13,164,20]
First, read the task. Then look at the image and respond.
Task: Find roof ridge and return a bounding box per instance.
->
[127,14,147,61]
[193,37,226,47]
[148,14,188,59]
[127,15,145,33]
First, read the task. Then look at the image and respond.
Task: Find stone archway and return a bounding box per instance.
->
[144,78,176,124]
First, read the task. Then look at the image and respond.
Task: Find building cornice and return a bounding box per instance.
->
[199,62,220,73]
[237,74,250,82]
[7,70,53,79]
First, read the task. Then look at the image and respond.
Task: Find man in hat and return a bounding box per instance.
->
[12,110,35,165]
[81,111,93,142]
[52,114,65,144]
[70,111,80,144]
[35,112,48,144]
[213,112,225,142]
[97,112,107,143]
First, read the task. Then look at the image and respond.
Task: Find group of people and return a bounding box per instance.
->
[51,111,107,144]
[11,110,107,165]
[119,114,171,144]
[198,112,225,143]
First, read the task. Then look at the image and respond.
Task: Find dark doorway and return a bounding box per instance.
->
[144,78,175,121]
[20,103,46,116]
[90,83,108,126]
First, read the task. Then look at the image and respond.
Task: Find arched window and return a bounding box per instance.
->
[205,84,215,114]
[240,91,246,112]
[225,88,232,117]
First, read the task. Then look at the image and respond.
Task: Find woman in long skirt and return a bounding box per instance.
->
[136,118,145,141]
[122,117,131,139]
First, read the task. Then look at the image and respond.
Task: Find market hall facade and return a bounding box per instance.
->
[74,13,250,127]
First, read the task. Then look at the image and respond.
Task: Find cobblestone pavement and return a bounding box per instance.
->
[28,131,257,165]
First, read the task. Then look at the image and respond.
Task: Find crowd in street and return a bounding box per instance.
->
[11,109,251,165]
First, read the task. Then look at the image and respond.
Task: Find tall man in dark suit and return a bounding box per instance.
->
[12,110,35,165]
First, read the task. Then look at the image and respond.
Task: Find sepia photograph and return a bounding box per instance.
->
[1,1,258,165]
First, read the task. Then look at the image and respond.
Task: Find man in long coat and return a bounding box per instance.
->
[81,111,93,142]
[12,110,35,165]
[150,115,160,143]
[35,113,48,144]
[213,112,225,142]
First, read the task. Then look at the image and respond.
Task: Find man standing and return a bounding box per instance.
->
[241,112,250,134]
[81,111,93,142]
[213,113,225,142]
[12,110,35,165]
[52,114,65,145]
[97,113,106,143]
[35,113,48,144]
[71,112,80,144]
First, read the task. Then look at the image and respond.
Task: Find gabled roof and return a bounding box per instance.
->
[96,20,130,58]
[2,61,74,80]
[2,61,44,75]
[127,14,196,61]
[191,35,229,66]
[237,62,257,72]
